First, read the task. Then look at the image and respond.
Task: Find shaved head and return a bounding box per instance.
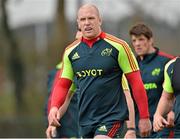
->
[77,4,101,19]
[76,3,102,39]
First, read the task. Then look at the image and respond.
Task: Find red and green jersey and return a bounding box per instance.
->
[60,32,139,126]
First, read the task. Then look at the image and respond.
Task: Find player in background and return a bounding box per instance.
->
[154,57,180,137]
[129,23,175,138]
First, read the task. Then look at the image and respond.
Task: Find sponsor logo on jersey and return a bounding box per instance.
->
[101,48,112,56]
[72,52,80,60]
[152,68,160,76]
[76,69,103,78]
[98,125,107,132]
[144,83,157,90]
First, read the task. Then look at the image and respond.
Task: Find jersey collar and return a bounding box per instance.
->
[81,32,105,48]
[137,47,159,63]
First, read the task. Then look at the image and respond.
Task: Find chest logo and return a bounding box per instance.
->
[152,68,161,76]
[144,83,157,90]
[72,52,80,60]
[101,48,112,56]
[76,69,103,78]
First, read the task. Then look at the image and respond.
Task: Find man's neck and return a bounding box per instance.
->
[140,46,156,60]
[82,32,105,48]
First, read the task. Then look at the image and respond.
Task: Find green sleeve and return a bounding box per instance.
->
[105,38,139,73]
[163,59,175,93]
[61,41,80,80]
[69,83,76,94]
[56,62,62,69]
[122,74,130,91]
[60,50,74,80]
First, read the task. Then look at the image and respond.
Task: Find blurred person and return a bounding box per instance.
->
[153,57,180,137]
[46,82,79,138]
[129,23,175,138]
[48,4,151,138]
[45,30,82,138]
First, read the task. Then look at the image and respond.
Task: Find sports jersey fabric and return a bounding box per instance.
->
[164,57,180,137]
[136,48,174,120]
[51,32,149,127]
[135,47,174,137]
[122,74,130,91]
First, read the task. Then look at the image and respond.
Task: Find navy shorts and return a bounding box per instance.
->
[79,121,125,138]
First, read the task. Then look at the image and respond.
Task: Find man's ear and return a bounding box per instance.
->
[149,38,154,46]
[99,17,102,26]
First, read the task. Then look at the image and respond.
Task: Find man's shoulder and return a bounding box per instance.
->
[167,57,178,67]
[158,50,175,60]
[65,39,81,51]
[165,57,177,74]
[104,33,130,50]
[104,33,127,44]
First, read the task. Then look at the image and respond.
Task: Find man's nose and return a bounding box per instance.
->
[85,19,90,24]
[134,41,140,46]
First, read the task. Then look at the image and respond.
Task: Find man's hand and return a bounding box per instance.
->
[153,113,169,132]
[48,107,61,127]
[138,118,152,137]
[166,111,174,128]
[124,130,136,138]
[46,125,57,138]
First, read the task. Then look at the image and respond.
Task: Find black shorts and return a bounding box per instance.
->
[79,121,125,138]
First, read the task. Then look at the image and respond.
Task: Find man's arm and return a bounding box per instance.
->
[123,90,136,138]
[125,71,152,137]
[46,90,74,138]
[124,90,135,128]
[125,71,149,119]
[107,37,151,137]
[121,75,136,138]
[48,78,72,127]
[117,41,151,137]
[57,90,74,119]
[113,39,150,119]
[47,69,62,115]
[48,49,74,127]
[153,90,174,132]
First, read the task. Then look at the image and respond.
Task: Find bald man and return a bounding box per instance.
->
[48,4,151,138]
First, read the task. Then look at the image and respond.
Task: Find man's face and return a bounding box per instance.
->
[77,6,102,40]
[131,34,153,56]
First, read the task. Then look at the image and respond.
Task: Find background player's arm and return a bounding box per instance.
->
[153,90,174,132]
[57,83,75,119]
[124,90,136,138]
[122,75,136,138]
[153,61,175,132]
[124,90,135,128]
[46,90,74,138]
[122,75,135,128]
[48,50,74,127]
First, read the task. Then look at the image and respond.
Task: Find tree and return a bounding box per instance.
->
[48,0,69,67]
[1,0,25,112]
